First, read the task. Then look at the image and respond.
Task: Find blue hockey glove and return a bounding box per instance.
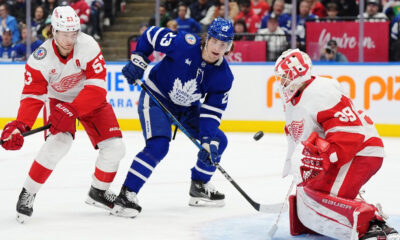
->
[122,51,150,85]
[197,137,220,167]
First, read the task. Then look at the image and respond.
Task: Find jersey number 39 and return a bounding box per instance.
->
[334,106,357,122]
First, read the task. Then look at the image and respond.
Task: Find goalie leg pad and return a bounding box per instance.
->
[289,194,317,236]
[296,185,376,239]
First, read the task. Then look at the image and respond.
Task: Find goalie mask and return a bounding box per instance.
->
[274,49,312,103]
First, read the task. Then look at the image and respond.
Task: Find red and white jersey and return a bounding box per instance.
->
[281,76,384,178]
[17,32,107,128]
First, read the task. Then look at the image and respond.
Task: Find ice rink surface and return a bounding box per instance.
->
[0,131,399,240]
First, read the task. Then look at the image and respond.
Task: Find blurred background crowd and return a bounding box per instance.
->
[0,0,124,61]
[1,0,400,62]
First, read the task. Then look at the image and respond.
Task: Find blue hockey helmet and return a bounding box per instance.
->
[207,18,234,43]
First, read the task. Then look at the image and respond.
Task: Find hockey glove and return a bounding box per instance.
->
[1,120,30,150]
[49,102,78,135]
[122,51,150,85]
[198,137,220,167]
[300,132,336,182]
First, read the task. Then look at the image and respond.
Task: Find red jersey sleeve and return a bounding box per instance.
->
[71,52,107,116]
[316,95,365,167]
[16,64,48,128]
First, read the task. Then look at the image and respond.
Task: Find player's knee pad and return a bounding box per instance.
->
[214,129,228,155]
[96,137,125,172]
[296,185,376,239]
[142,136,170,164]
[35,132,73,169]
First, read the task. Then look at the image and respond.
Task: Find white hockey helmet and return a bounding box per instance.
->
[274,48,312,103]
[51,6,80,32]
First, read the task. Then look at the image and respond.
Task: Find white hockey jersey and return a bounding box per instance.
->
[16,33,107,127]
[281,76,384,178]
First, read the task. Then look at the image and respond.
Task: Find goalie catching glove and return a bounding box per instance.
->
[1,120,30,150]
[300,132,338,182]
[198,136,220,167]
[122,51,150,85]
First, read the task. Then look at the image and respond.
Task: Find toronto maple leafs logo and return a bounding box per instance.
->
[286,119,305,143]
[168,69,203,106]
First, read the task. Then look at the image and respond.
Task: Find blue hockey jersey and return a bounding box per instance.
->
[135,26,234,138]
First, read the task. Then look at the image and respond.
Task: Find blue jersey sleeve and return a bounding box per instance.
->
[199,91,230,138]
[135,26,193,59]
[199,63,234,138]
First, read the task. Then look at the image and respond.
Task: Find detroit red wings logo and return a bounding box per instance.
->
[51,71,84,92]
[286,119,305,143]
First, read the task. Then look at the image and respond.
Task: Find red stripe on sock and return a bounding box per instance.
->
[94,167,116,183]
[28,161,53,184]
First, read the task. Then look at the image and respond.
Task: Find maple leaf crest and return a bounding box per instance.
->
[168,76,202,106]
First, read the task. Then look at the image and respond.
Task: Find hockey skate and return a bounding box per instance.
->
[85,186,117,210]
[360,219,400,240]
[16,188,36,224]
[188,180,225,207]
[110,186,142,218]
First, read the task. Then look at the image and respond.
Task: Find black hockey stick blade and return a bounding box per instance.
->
[0,124,51,145]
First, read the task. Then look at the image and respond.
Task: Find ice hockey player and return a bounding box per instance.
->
[110,17,235,218]
[0,6,125,223]
[275,48,399,239]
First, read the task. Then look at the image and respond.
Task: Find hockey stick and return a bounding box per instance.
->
[0,124,51,145]
[136,79,283,213]
[267,178,295,239]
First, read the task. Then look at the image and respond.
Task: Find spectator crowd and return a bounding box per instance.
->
[2,0,400,62]
[0,0,124,62]
[142,0,400,61]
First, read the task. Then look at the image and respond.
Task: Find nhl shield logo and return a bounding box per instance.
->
[33,47,47,60]
[185,34,197,45]
[286,119,305,143]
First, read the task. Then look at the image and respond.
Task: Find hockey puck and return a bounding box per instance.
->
[253,131,264,141]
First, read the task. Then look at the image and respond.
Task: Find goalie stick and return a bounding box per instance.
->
[136,79,283,213]
[0,124,51,145]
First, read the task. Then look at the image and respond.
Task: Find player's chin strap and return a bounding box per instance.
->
[135,79,284,213]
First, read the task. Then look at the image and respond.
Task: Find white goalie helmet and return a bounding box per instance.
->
[51,6,80,32]
[274,49,312,103]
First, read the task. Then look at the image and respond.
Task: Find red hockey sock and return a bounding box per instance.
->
[94,167,116,183]
[28,160,53,184]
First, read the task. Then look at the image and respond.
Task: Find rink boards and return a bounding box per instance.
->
[0,62,400,136]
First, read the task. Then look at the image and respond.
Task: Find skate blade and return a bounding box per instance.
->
[110,205,140,218]
[85,196,112,211]
[188,197,225,208]
[16,213,30,224]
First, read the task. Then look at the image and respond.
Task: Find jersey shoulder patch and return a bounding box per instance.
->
[33,46,47,60]
[184,33,197,45]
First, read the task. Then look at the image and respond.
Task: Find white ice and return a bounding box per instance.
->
[0,131,399,240]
